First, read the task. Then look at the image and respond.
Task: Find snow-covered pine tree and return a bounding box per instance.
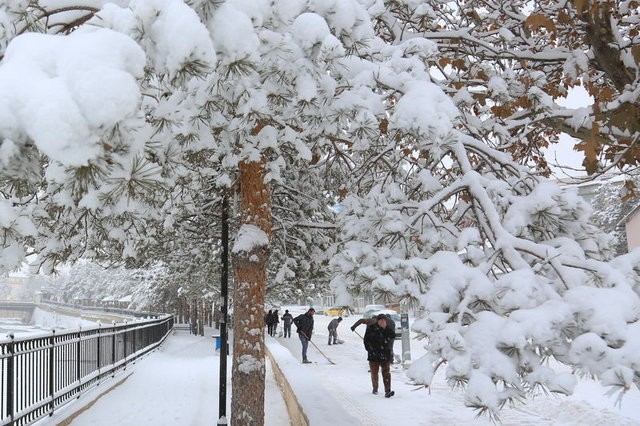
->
[2,0,639,423]
[329,72,640,422]
[1,0,395,423]
[46,260,158,309]
[267,160,338,304]
[366,0,640,175]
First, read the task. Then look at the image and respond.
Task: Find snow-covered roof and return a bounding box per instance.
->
[118,295,132,302]
[617,202,640,227]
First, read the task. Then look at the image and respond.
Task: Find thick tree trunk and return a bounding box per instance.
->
[231,158,271,426]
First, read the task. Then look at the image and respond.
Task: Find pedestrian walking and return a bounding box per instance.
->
[363,313,396,397]
[293,307,315,363]
[272,309,280,336]
[265,309,275,336]
[327,317,342,345]
[281,310,294,338]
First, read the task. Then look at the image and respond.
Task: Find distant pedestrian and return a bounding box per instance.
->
[327,317,343,345]
[272,309,280,336]
[293,308,315,363]
[281,310,294,338]
[265,309,275,336]
[363,314,396,397]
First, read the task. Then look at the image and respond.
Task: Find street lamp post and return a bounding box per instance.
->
[218,195,229,425]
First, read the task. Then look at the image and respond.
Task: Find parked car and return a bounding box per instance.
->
[325,306,353,317]
[363,304,386,318]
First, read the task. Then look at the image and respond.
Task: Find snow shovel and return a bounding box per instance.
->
[300,331,336,365]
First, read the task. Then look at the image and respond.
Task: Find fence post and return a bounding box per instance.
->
[123,321,127,370]
[76,328,81,398]
[7,333,14,426]
[111,321,116,377]
[96,324,101,378]
[49,330,55,416]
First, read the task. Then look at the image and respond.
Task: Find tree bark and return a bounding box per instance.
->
[231,158,271,426]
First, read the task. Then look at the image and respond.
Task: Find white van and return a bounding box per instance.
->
[363,304,386,318]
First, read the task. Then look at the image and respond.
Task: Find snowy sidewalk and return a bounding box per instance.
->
[43,328,289,426]
[37,315,640,426]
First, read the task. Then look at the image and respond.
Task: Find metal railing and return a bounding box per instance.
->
[0,315,174,426]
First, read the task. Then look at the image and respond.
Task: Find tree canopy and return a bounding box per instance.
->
[0,0,639,422]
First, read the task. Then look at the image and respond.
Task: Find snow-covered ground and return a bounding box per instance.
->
[42,326,288,426]
[0,306,133,342]
[36,306,640,426]
[274,307,640,425]
[0,307,99,341]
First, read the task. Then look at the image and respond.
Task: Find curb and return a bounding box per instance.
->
[265,346,309,426]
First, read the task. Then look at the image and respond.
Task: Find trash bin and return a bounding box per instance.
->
[213,334,221,350]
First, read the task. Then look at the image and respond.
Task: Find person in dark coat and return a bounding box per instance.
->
[327,317,342,345]
[293,308,315,363]
[281,310,294,338]
[272,309,280,336]
[351,313,397,361]
[363,314,396,397]
[265,310,275,336]
[351,315,396,335]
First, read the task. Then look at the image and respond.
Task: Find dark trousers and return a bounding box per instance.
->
[283,323,291,338]
[299,334,309,361]
[369,361,391,392]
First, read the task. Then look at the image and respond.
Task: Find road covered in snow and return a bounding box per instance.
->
[272,306,640,426]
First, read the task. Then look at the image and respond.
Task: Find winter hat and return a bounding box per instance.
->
[337,317,343,321]
[376,313,387,320]
[285,310,289,313]
[308,307,316,313]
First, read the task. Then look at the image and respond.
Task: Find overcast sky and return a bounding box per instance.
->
[543,86,593,178]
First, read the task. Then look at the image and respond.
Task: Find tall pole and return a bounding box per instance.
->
[218,194,229,424]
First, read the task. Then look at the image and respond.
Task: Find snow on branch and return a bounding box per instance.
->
[330,71,640,418]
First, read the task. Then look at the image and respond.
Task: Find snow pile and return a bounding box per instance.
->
[31,307,98,331]
[98,0,216,80]
[0,29,144,166]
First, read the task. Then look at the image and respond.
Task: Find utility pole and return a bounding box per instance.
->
[218,195,229,425]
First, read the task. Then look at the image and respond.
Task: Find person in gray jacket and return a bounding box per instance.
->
[327,317,342,345]
[281,310,293,338]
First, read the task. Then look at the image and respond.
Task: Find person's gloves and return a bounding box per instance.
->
[350,326,356,331]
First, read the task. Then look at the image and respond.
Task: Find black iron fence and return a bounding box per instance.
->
[0,315,174,426]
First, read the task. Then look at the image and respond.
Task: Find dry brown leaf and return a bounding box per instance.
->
[573,0,589,14]
[525,14,556,33]
[632,45,640,65]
